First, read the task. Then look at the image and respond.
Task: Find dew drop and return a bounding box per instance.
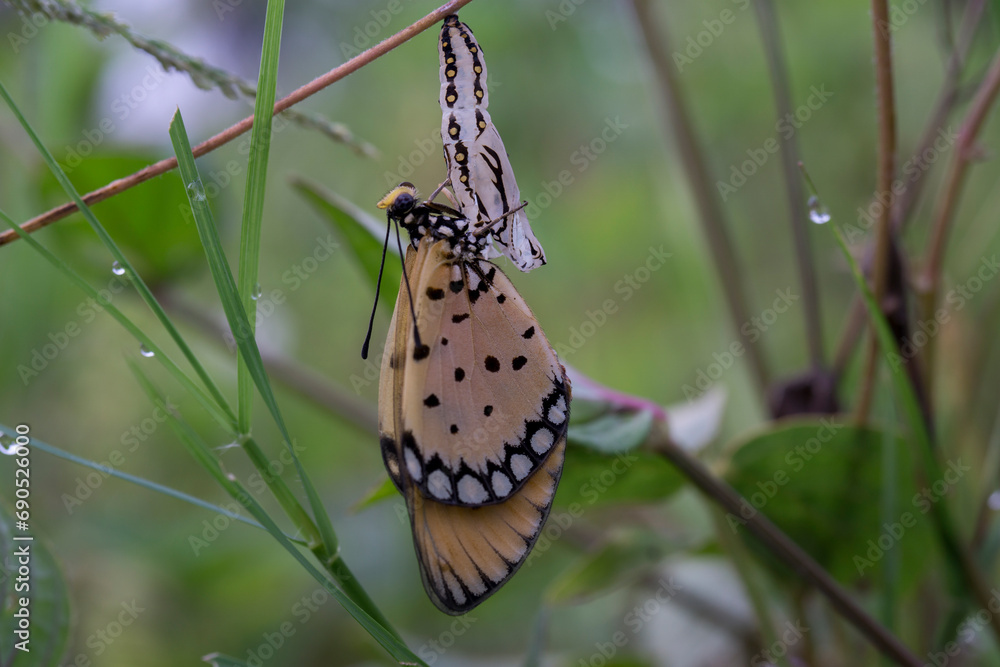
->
[139,344,155,358]
[187,180,207,202]
[988,490,1000,511]
[251,283,263,301]
[807,195,831,224]
[111,261,126,276]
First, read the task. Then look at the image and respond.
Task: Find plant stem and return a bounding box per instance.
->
[855,0,899,425]
[0,0,476,248]
[647,422,922,666]
[628,0,770,402]
[751,0,824,372]
[892,0,985,231]
[918,47,1000,402]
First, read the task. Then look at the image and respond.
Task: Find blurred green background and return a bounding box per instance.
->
[1,0,999,665]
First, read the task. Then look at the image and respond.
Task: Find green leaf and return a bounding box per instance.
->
[0,503,70,667]
[236,0,285,433]
[353,476,400,512]
[568,409,655,454]
[723,418,933,589]
[557,447,685,507]
[545,531,672,605]
[39,152,202,285]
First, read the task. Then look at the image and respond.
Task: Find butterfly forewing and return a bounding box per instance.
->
[439,14,546,272]
[397,240,568,507]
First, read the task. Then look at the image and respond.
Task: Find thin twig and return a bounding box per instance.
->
[918,47,1000,403]
[627,0,770,401]
[854,0,899,425]
[647,422,922,666]
[0,0,475,248]
[892,0,984,231]
[751,0,824,372]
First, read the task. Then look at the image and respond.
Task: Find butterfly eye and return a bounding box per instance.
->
[390,192,415,217]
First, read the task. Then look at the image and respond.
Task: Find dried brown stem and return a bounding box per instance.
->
[628,0,770,401]
[0,0,475,248]
[647,422,922,666]
[854,0,898,425]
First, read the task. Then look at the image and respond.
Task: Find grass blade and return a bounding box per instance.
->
[0,79,236,428]
[236,0,285,432]
[0,208,236,433]
[127,368,421,665]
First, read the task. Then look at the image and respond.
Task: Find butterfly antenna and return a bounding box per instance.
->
[394,222,425,353]
[361,215,394,359]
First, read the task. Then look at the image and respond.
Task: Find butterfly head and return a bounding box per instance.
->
[377,182,419,221]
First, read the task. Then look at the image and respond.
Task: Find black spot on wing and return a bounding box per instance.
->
[452,313,470,324]
[424,394,440,408]
[522,326,535,339]
[484,405,493,417]
[427,287,445,300]
[496,293,506,304]
[413,344,430,361]
[484,356,500,372]
[454,367,466,382]
[512,356,527,371]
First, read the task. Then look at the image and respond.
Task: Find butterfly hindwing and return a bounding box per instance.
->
[439,14,546,272]
[398,241,568,506]
[412,440,565,614]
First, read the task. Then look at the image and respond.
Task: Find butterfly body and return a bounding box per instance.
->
[439,14,546,272]
[377,184,569,613]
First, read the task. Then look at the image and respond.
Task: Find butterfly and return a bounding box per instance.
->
[375,183,569,614]
[438,14,546,273]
